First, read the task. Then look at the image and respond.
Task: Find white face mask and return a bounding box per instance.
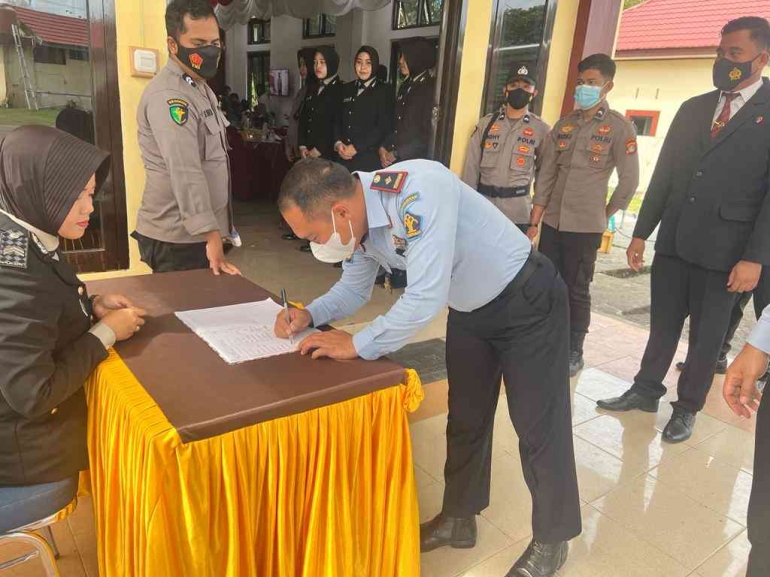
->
[310,210,356,263]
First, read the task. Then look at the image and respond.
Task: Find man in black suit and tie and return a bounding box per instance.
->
[597,16,770,444]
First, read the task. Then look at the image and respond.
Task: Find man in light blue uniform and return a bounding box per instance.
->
[724,305,770,576]
[275,158,581,576]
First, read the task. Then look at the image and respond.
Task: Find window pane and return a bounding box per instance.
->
[395,0,419,29]
[263,20,271,42]
[424,0,444,25]
[501,1,547,46]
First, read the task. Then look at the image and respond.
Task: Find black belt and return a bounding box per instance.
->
[478,183,530,199]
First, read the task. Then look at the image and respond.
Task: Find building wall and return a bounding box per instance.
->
[3,44,92,109]
[611,57,715,190]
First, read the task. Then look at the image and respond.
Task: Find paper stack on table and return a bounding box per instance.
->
[175,299,318,365]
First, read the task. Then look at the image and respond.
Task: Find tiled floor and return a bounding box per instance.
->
[0,203,757,576]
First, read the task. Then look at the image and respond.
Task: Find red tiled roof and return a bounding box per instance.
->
[11,5,89,48]
[616,0,770,54]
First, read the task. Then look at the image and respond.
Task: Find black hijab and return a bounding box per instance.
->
[400,38,437,77]
[0,125,110,235]
[355,45,380,82]
[314,45,340,80]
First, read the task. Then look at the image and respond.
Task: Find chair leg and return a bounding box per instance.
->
[0,532,60,577]
[42,525,60,559]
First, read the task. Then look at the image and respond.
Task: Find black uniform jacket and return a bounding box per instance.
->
[382,71,435,161]
[334,78,394,172]
[0,214,107,486]
[298,76,344,160]
[634,79,770,272]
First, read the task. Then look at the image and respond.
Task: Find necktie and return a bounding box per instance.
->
[711,92,738,138]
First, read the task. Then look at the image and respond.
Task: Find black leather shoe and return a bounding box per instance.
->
[569,351,584,377]
[282,232,298,241]
[662,409,696,443]
[675,361,686,371]
[596,390,659,412]
[506,540,568,577]
[299,243,311,253]
[419,514,477,552]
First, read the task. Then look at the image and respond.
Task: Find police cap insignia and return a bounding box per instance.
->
[371,171,408,193]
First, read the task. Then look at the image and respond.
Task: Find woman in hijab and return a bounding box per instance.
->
[0,127,145,526]
[379,37,437,167]
[298,45,344,160]
[333,46,394,172]
[285,47,317,163]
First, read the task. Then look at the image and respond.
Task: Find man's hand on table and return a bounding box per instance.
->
[274,307,313,338]
[93,294,134,320]
[205,232,242,276]
[102,307,147,341]
[299,329,359,360]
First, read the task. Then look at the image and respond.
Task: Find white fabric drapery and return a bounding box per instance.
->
[214,0,392,29]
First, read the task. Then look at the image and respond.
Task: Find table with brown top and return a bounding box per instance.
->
[82,270,423,577]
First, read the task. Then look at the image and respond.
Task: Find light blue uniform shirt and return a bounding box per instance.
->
[305,159,532,360]
[748,305,770,354]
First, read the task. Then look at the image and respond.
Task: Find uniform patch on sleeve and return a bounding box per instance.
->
[372,171,408,193]
[167,98,189,126]
[626,137,638,155]
[403,212,422,240]
[0,229,28,269]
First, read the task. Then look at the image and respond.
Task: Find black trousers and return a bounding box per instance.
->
[748,387,770,576]
[631,254,736,412]
[442,251,582,543]
[712,267,770,359]
[538,224,603,337]
[132,232,209,273]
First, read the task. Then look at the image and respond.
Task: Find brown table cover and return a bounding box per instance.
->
[86,270,405,443]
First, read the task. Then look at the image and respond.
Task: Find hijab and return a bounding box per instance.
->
[354,45,380,82]
[314,45,340,80]
[298,47,318,87]
[0,125,110,235]
[400,37,437,78]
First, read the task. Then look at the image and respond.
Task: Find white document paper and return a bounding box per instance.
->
[175,299,318,365]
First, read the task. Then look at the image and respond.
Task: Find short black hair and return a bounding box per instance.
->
[722,16,770,51]
[578,53,617,80]
[278,159,356,218]
[165,0,216,40]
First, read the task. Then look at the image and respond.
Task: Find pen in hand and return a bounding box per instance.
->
[281,288,293,346]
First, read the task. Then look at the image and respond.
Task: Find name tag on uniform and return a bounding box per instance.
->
[203,109,214,118]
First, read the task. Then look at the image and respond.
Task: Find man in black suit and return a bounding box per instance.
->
[597,16,770,444]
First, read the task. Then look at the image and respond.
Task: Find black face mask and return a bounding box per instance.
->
[505,88,533,110]
[712,55,760,91]
[176,43,221,80]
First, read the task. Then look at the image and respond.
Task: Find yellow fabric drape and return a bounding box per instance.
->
[84,351,424,577]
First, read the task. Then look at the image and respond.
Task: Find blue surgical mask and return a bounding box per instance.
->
[574,84,605,110]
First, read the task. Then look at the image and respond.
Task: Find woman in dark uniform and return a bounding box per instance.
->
[298,46,344,160]
[334,46,394,172]
[0,126,145,531]
[379,37,437,167]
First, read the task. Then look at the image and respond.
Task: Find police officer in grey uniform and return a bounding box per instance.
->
[532,54,639,376]
[274,158,581,577]
[133,0,240,276]
[462,64,550,233]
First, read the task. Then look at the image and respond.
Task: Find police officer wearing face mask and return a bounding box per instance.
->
[275,158,582,577]
[133,0,241,276]
[462,64,550,233]
[532,53,639,377]
[598,17,770,448]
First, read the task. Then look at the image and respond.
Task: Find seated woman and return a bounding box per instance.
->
[298,46,343,160]
[334,46,394,172]
[0,126,146,533]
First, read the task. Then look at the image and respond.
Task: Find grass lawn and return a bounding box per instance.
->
[0,107,60,127]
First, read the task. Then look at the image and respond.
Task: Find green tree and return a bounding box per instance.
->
[623,0,646,10]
